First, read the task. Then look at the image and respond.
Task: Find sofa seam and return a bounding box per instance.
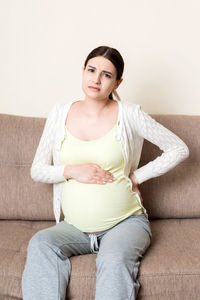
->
[69,272,200,278]
[139,272,200,277]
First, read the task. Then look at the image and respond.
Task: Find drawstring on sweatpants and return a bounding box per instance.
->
[88,233,99,253]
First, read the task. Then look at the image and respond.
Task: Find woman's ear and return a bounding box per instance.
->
[115,78,123,89]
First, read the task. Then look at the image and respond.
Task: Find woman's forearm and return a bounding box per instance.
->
[132,105,189,184]
[30,103,66,184]
[30,163,66,184]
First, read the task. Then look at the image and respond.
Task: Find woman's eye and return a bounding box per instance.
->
[104,73,111,78]
[87,69,111,78]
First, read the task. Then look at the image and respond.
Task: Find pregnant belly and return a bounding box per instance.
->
[61,178,143,232]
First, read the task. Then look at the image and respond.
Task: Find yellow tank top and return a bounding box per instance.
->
[59,119,143,232]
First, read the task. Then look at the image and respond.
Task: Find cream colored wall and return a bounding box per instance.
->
[0,0,199,117]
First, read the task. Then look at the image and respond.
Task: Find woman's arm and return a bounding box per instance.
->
[131,105,190,185]
[30,103,66,184]
[30,105,116,185]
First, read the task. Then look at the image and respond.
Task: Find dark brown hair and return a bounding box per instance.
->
[84,46,124,101]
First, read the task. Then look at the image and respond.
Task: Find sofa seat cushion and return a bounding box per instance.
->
[1,219,200,300]
[67,219,200,300]
[137,219,200,299]
[0,220,54,299]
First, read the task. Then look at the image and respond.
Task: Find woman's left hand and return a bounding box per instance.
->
[129,173,144,205]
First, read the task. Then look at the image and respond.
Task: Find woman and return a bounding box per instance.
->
[22,45,189,300]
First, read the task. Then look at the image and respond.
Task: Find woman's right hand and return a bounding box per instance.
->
[129,173,144,205]
[63,163,116,185]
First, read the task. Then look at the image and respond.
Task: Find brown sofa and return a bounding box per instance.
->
[0,111,199,300]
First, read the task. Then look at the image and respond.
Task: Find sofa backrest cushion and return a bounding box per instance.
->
[0,112,198,220]
[0,114,54,221]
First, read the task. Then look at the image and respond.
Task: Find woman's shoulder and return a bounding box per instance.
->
[51,100,73,109]
[48,99,76,114]
[120,100,141,114]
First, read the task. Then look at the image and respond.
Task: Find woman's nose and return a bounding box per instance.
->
[93,73,101,83]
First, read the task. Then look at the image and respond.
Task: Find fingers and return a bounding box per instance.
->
[94,174,116,185]
[131,185,143,204]
[133,188,141,195]
[132,185,141,195]
[91,170,115,185]
[88,164,115,184]
[102,170,115,183]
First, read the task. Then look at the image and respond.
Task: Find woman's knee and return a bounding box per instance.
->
[96,234,151,268]
[27,228,54,252]
[96,250,130,269]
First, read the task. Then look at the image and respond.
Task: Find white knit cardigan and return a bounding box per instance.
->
[30,99,189,223]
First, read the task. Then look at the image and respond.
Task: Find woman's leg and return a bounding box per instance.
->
[95,214,152,300]
[21,220,91,300]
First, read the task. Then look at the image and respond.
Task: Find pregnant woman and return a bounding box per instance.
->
[22,45,189,300]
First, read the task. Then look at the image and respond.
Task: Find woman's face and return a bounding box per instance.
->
[82,56,122,101]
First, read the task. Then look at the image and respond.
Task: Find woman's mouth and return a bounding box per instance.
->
[88,86,100,92]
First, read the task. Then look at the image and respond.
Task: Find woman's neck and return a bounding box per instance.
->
[81,98,115,117]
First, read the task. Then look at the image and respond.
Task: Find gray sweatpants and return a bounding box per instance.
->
[21,213,152,300]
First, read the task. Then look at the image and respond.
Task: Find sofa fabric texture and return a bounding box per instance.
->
[0,111,199,299]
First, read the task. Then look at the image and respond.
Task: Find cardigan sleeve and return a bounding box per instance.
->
[132,105,190,185]
[30,103,66,184]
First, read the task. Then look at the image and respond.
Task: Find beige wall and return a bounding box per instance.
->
[0,0,200,117]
